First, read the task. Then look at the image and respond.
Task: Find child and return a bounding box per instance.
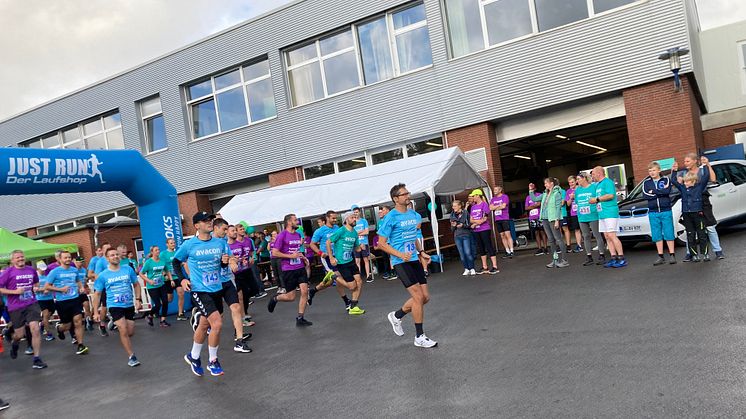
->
[670,158,716,262]
[642,162,676,265]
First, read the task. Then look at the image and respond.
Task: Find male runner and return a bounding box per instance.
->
[161,238,187,320]
[351,205,372,283]
[327,212,365,315]
[381,183,437,348]
[228,225,258,325]
[307,210,349,310]
[35,261,56,341]
[73,256,93,332]
[211,219,252,353]
[589,166,626,268]
[45,251,89,355]
[175,212,232,376]
[0,250,48,368]
[237,223,267,299]
[373,206,396,280]
[93,243,113,335]
[267,214,313,326]
[92,248,143,367]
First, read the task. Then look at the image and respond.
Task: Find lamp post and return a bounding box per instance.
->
[658,47,690,92]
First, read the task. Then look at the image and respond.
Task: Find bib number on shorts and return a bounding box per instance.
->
[203,271,220,285]
[529,209,539,217]
[579,206,591,215]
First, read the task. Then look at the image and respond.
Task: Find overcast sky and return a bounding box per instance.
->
[0,0,744,122]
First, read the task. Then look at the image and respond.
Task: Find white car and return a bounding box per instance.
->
[617,159,746,246]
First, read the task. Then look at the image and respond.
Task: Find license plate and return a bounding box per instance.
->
[621,225,641,232]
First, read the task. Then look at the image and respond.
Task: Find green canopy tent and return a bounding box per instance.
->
[0,228,78,264]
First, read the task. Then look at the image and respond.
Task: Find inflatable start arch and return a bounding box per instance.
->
[0,148,183,253]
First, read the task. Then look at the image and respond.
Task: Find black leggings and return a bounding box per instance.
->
[473,229,496,257]
[147,285,169,318]
[682,212,709,256]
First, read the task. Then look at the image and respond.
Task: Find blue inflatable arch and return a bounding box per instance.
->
[1,148,183,255]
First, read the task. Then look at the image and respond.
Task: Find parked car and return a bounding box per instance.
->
[617,159,746,246]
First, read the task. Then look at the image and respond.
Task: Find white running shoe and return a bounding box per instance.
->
[462,269,469,276]
[414,334,438,348]
[469,269,476,276]
[387,311,404,336]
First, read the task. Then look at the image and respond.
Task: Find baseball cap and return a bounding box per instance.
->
[192,211,216,224]
[36,261,47,270]
[75,256,85,262]
[342,211,356,222]
[350,204,360,210]
[468,189,484,197]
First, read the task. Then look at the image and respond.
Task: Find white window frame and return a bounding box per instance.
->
[388,3,432,77]
[140,96,167,155]
[185,59,276,141]
[20,111,123,150]
[738,40,746,95]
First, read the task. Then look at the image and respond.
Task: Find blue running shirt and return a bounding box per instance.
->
[377,209,420,266]
[46,266,82,301]
[173,236,230,293]
[94,266,138,308]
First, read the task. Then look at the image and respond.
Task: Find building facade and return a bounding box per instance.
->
[1,0,742,256]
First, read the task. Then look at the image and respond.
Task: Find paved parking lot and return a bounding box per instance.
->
[3,226,746,418]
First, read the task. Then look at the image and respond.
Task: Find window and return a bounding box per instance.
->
[20,111,124,150]
[76,217,95,225]
[337,156,367,172]
[739,41,746,95]
[736,130,746,147]
[185,58,276,140]
[304,162,335,180]
[727,163,746,186]
[56,222,75,231]
[285,2,432,107]
[36,226,55,235]
[406,138,444,157]
[445,0,640,58]
[372,148,404,165]
[96,212,116,224]
[140,96,167,153]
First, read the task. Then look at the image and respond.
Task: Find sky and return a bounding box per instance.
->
[0,0,744,122]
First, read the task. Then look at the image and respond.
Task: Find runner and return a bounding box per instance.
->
[228,224,259,327]
[589,166,627,268]
[174,211,232,376]
[351,205,373,283]
[0,250,48,369]
[642,162,677,265]
[34,261,56,341]
[575,173,606,266]
[161,238,187,320]
[327,212,365,315]
[93,243,112,336]
[92,248,143,367]
[489,186,513,259]
[43,250,61,275]
[526,183,548,255]
[267,214,313,326]
[565,175,584,253]
[307,210,349,309]
[469,189,498,274]
[372,206,396,280]
[381,183,436,348]
[236,223,267,299]
[73,256,93,332]
[44,250,89,355]
[539,178,569,268]
[139,245,172,328]
[211,218,252,354]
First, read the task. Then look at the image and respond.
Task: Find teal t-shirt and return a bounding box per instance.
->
[329,227,359,265]
[595,177,619,219]
[575,184,598,222]
[141,258,168,289]
[161,249,176,274]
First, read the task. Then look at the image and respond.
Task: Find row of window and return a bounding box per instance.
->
[303,137,444,179]
[20,0,643,152]
[35,206,138,235]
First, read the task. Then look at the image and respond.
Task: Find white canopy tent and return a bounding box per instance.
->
[220,147,489,269]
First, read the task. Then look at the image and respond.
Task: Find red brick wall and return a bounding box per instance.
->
[446,122,503,187]
[269,167,304,187]
[40,228,95,260]
[97,225,142,255]
[624,76,704,183]
[178,191,213,236]
[703,122,746,150]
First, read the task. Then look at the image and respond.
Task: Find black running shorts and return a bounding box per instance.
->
[353,244,370,258]
[336,261,360,282]
[9,303,41,327]
[109,306,135,322]
[394,261,428,288]
[56,298,84,324]
[38,299,55,313]
[566,215,580,231]
[220,281,240,306]
[495,220,511,233]
[281,269,309,291]
[191,291,223,316]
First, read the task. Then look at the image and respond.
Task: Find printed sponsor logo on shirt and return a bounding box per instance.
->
[6,154,106,185]
[195,248,222,256]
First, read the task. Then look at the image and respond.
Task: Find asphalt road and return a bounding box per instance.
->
[3,226,746,418]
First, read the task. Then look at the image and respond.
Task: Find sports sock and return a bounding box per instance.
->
[208,346,218,362]
[658,253,664,258]
[190,342,203,359]
[415,323,424,337]
[342,295,350,305]
[394,309,406,319]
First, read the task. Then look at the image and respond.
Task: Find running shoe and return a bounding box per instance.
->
[44,334,55,342]
[296,317,313,327]
[596,255,606,265]
[160,320,171,328]
[56,323,66,340]
[207,359,224,376]
[389,271,398,280]
[575,245,584,253]
[76,344,89,355]
[613,259,628,268]
[387,311,404,336]
[99,324,108,337]
[669,254,677,264]
[176,313,187,321]
[555,260,569,268]
[24,346,33,356]
[475,268,486,275]
[603,259,616,268]
[242,319,255,327]
[276,287,287,294]
[233,340,252,353]
[147,315,154,327]
[33,358,47,369]
[10,341,19,359]
[534,249,544,256]
[234,332,252,341]
[501,253,512,259]
[243,315,253,322]
[0,399,8,411]
[108,319,116,331]
[307,289,316,306]
[545,261,556,269]
[345,303,352,312]
[489,268,499,274]
[653,257,666,266]
[462,269,469,276]
[255,292,268,299]
[703,254,711,262]
[267,296,278,313]
[184,354,204,377]
[71,337,78,345]
[582,255,594,266]
[348,306,365,315]
[469,269,476,276]
[414,334,438,348]
[84,318,93,331]
[128,355,141,367]
[321,270,335,286]
[366,276,374,284]
[382,272,391,280]
[691,255,701,263]
[682,254,693,263]
[566,248,572,254]
[715,251,725,260]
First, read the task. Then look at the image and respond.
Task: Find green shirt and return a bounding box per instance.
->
[161,249,176,274]
[595,177,619,219]
[141,258,168,289]
[328,226,359,265]
[575,184,598,222]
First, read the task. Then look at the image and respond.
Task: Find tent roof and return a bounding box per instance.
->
[220,147,487,226]
[0,228,78,263]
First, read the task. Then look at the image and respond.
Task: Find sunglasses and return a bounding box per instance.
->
[394,191,411,197]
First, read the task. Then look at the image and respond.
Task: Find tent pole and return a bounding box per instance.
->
[426,188,442,273]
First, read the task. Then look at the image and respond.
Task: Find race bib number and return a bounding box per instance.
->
[571,204,578,213]
[289,258,301,266]
[203,271,220,285]
[343,251,352,261]
[65,286,77,297]
[20,289,34,301]
[529,209,539,217]
[596,203,603,212]
[113,293,132,304]
[404,242,417,253]
[495,210,502,216]
[579,206,591,215]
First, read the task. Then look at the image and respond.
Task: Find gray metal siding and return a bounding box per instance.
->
[0,0,691,231]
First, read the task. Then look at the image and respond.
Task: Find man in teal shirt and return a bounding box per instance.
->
[327,212,365,315]
[589,166,626,268]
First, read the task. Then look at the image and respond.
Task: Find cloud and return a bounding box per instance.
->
[695,0,746,31]
[0,0,292,121]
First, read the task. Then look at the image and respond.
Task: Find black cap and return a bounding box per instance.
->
[75,256,85,262]
[192,211,216,224]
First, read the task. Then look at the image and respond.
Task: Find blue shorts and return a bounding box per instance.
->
[649,210,675,242]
